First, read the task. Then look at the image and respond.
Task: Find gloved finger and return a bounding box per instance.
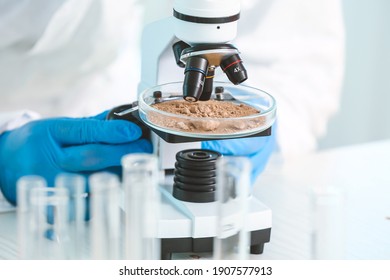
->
[59,139,152,171]
[202,137,268,156]
[50,118,142,145]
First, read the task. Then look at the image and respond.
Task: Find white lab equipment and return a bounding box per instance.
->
[121,153,161,260]
[16,175,47,259]
[17,180,70,259]
[310,184,347,259]
[55,173,87,259]
[89,172,122,260]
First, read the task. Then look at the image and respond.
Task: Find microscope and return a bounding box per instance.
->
[109,0,275,259]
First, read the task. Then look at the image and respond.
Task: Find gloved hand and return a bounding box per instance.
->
[0,111,152,205]
[202,133,276,184]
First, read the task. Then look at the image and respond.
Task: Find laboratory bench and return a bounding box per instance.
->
[1,139,390,260]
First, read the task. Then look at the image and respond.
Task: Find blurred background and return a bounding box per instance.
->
[319,0,390,149]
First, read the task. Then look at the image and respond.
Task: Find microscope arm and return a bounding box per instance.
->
[138,17,176,95]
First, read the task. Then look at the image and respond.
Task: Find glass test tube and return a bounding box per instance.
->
[23,186,70,259]
[310,184,346,259]
[213,156,251,260]
[17,175,47,259]
[55,173,87,259]
[121,153,160,260]
[89,172,121,260]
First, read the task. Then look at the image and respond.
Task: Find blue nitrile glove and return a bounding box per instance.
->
[202,133,276,184]
[0,111,152,205]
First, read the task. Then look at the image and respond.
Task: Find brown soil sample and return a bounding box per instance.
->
[152,100,259,118]
[149,100,266,134]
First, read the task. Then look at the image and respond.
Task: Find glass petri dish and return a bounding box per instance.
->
[138,81,276,139]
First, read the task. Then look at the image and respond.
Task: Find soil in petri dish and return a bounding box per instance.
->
[149,100,265,134]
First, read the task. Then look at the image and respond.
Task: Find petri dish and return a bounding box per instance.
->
[138,81,276,139]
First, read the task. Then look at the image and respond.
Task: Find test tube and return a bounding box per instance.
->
[89,172,121,260]
[310,184,346,259]
[213,156,251,260]
[24,186,70,259]
[17,175,47,259]
[55,173,87,259]
[17,175,47,213]
[121,153,160,260]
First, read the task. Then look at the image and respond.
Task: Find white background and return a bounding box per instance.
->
[319,0,390,149]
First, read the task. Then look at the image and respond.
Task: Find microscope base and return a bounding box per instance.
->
[160,228,271,260]
[158,184,272,260]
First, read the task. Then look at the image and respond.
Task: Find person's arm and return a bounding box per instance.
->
[238,0,345,156]
[0,110,41,134]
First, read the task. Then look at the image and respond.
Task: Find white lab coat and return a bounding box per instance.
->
[0,0,345,202]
